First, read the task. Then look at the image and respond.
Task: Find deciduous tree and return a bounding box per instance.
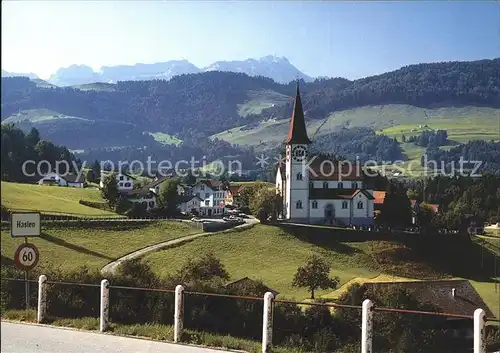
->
[292,254,339,299]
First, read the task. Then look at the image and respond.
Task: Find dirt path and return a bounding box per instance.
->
[101,218,258,275]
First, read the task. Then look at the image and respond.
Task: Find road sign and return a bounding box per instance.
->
[14,243,40,271]
[10,212,41,238]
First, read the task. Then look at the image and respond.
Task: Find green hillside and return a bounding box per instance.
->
[147,132,183,146]
[71,82,116,92]
[143,224,499,317]
[1,181,119,217]
[2,109,92,124]
[213,104,500,155]
[237,89,291,117]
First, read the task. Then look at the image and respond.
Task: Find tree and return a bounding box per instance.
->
[292,254,339,299]
[379,180,413,227]
[158,179,180,213]
[92,160,101,183]
[101,173,119,206]
[175,253,229,283]
[86,169,96,183]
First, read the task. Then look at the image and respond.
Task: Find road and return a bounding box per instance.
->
[1,322,230,353]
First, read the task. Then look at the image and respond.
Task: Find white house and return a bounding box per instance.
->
[191,179,227,217]
[121,189,157,210]
[100,172,135,191]
[275,82,374,227]
[178,195,203,214]
[38,172,85,188]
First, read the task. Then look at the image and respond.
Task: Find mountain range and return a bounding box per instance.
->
[1,55,314,87]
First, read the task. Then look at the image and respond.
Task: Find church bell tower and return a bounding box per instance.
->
[284,81,312,221]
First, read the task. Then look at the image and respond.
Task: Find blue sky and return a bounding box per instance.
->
[2,1,499,80]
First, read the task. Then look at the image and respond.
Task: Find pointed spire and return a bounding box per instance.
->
[285,80,311,145]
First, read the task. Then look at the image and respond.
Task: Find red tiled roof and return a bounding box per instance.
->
[308,156,366,181]
[373,191,386,205]
[228,185,243,196]
[285,82,312,145]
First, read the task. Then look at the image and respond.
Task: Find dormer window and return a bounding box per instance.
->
[323,182,328,189]
[352,182,358,189]
[338,182,343,189]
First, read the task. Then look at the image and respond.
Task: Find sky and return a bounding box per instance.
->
[2,1,499,80]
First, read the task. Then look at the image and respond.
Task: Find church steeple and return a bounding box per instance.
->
[285,80,311,145]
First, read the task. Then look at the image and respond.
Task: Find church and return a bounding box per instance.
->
[275,83,375,226]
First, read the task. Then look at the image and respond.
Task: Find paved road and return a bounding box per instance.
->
[101,217,258,275]
[1,322,230,353]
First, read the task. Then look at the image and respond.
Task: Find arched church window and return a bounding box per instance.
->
[342,201,348,209]
[312,200,318,209]
[357,201,363,209]
[296,200,302,209]
[323,182,328,189]
[296,172,303,180]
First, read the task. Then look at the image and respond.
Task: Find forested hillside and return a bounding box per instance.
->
[2,59,499,141]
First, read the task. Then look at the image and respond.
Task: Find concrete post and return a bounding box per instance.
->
[37,275,47,323]
[262,292,274,353]
[474,308,486,353]
[100,279,110,332]
[361,299,374,353]
[174,285,184,343]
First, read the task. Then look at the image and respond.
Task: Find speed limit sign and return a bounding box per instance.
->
[14,243,40,271]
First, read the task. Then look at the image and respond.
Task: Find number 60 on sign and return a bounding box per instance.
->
[14,243,40,271]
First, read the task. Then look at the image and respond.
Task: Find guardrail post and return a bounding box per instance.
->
[174,285,184,343]
[361,299,374,353]
[262,292,274,353]
[37,275,47,323]
[100,279,110,332]
[473,308,486,353]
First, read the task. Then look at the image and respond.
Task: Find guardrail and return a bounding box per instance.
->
[2,276,496,353]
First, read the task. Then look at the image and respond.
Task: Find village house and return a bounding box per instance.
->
[120,189,157,211]
[362,280,495,339]
[224,185,244,208]
[191,179,228,217]
[275,82,374,226]
[178,194,203,215]
[38,172,85,188]
[99,171,135,191]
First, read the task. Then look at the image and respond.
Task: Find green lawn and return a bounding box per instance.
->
[1,181,119,217]
[2,108,92,124]
[237,89,291,117]
[147,132,183,146]
[1,221,200,272]
[142,224,499,316]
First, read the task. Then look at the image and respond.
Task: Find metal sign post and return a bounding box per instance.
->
[10,212,41,309]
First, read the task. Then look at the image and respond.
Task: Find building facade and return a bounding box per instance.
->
[276,83,374,226]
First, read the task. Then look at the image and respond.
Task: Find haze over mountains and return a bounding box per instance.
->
[1,55,314,87]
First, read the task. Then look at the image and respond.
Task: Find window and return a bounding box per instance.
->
[141,201,147,207]
[296,200,302,209]
[342,201,348,209]
[312,200,318,209]
[119,176,124,181]
[119,182,123,187]
[124,182,131,187]
[323,182,328,189]
[296,172,303,180]
[352,182,358,189]
[205,193,209,198]
[205,200,209,206]
[200,185,205,190]
[148,201,155,208]
[357,201,363,209]
[338,182,343,189]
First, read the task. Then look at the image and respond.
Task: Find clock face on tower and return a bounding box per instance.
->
[292,145,307,162]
